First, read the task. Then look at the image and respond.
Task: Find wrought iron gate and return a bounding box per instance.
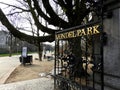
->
[54,21,104,90]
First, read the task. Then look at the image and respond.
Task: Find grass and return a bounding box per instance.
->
[0,53,21,57]
[0,52,37,57]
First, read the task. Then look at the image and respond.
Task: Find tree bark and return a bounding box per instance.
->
[37,43,42,61]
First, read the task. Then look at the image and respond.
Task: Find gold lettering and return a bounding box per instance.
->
[87,27,93,35]
[55,35,59,40]
[72,31,76,37]
[81,29,86,36]
[64,33,68,39]
[93,25,100,34]
[67,31,76,38]
[56,24,100,40]
[60,34,65,39]
[68,32,72,38]
[77,29,82,36]
[77,29,86,36]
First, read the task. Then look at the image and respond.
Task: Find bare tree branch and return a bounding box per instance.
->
[33,0,69,29]
[42,0,70,29]
[27,0,59,34]
[6,11,25,16]
[0,8,55,43]
[0,2,30,12]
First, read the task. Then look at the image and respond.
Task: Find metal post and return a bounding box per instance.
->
[54,40,57,90]
[85,27,88,86]
[101,0,104,90]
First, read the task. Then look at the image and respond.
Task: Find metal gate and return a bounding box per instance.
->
[54,21,104,90]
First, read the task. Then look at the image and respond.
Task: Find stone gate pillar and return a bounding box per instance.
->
[103,3,120,90]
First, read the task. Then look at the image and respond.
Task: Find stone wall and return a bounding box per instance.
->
[104,8,120,90]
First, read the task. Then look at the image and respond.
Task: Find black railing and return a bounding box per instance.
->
[54,75,95,90]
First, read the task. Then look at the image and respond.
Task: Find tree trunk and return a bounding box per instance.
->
[37,42,43,61]
[9,33,12,57]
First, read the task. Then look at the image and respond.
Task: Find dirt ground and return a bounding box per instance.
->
[5,59,54,84]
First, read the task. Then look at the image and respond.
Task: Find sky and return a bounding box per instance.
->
[0,0,17,9]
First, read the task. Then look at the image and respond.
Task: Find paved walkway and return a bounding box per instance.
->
[0,55,20,84]
[0,78,54,90]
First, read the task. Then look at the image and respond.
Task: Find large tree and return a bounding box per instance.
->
[0,0,100,43]
[0,0,101,71]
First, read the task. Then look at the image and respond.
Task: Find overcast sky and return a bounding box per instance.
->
[0,0,17,9]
